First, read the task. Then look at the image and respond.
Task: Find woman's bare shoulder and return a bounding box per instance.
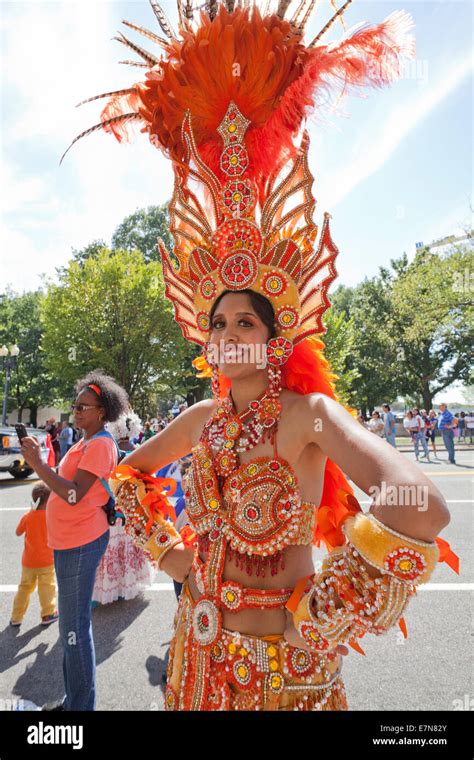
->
[183,398,218,445]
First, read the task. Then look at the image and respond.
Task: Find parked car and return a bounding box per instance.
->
[0,427,49,479]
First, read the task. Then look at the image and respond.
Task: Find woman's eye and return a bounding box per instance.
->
[211,319,254,328]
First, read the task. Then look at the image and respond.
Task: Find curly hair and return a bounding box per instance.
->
[31,481,51,507]
[75,370,130,423]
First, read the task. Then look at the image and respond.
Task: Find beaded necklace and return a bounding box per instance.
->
[198,385,288,576]
[205,387,282,480]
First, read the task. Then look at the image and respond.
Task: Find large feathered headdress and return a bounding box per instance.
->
[62,0,415,353]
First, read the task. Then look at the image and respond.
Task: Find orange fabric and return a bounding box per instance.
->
[285,574,313,614]
[435,537,460,574]
[112,464,177,534]
[45,433,56,467]
[16,510,54,568]
[46,436,117,550]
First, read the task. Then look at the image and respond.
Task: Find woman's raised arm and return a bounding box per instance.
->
[121,399,216,474]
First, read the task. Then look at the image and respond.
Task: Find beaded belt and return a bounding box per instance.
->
[191,553,293,612]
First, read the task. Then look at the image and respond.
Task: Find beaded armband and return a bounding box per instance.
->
[110,464,182,570]
[341,512,439,585]
[289,544,416,653]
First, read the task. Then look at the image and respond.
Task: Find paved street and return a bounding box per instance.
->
[0,447,472,711]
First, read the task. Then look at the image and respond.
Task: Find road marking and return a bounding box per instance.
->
[358,500,472,505]
[421,471,473,476]
[0,583,472,593]
[418,584,473,591]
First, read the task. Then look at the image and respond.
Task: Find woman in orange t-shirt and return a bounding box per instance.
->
[20,370,129,712]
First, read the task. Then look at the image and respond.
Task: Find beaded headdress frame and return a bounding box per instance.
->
[61,0,415,367]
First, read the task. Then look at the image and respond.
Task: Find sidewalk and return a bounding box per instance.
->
[390,438,473,452]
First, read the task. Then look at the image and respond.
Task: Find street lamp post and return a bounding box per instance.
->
[0,344,20,426]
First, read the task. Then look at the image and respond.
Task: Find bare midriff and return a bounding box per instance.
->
[187,543,315,636]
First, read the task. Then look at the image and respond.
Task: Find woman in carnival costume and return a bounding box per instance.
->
[63,0,459,711]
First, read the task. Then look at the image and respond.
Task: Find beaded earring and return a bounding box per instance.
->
[266,336,293,398]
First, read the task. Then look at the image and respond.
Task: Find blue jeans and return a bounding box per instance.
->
[385,431,397,447]
[53,530,109,710]
[413,431,429,458]
[441,429,456,463]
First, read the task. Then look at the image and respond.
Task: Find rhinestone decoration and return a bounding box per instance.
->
[219,251,258,290]
[384,547,427,581]
[275,305,299,330]
[298,622,331,652]
[200,276,217,300]
[192,598,221,646]
[221,179,254,216]
[220,144,249,177]
[165,684,178,711]
[217,102,251,146]
[212,218,262,258]
[196,311,211,331]
[287,648,316,679]
[266,336,294,366]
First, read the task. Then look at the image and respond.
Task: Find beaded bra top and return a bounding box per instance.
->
[183,422,316,573]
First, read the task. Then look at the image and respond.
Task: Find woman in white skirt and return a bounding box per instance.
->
[92,413,152,605]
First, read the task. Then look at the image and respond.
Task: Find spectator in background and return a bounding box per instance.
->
[69,422,80,444]
[45,418,60,466]
[382,404,397,448]
[356,409,367,428]
[403,410,430,462]
[412,408,430,462]
[426,410,439,457]
[438,403,457,465]
[172,458,193,601]
[368,411,384,437]
[455,412,465,441]
[58,421,73,461]
[140,421,154,444]
[464,411,474,444]
[20,370,129,711]
[10,482,58,628]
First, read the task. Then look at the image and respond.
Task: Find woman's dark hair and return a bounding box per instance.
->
[209,289,276,340]
[75,370,129,423]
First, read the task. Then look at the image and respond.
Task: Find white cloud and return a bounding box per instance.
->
[1,1,173,292]
[314,52,473,211]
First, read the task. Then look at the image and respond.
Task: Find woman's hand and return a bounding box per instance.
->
[160,543,194,583]
[20,436,43,470]
[283,610,349,656]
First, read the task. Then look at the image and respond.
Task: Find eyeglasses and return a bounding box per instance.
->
[71,404,101,413]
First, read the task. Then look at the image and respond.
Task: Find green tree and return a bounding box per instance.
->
[111,205,173,262]
[330,281,401,415]
[0,290,55,424]
[321,305,360,405]
[41,248,190,405]
[385,245,473,410]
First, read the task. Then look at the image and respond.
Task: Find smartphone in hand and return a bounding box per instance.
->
[15,423,28,443]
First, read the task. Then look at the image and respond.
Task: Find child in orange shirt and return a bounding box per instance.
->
[10,481,58,627]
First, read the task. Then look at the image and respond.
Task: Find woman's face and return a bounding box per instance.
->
[209,292,272,380]
[72,389,104,430]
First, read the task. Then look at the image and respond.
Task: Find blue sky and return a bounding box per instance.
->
[1,0,472,402]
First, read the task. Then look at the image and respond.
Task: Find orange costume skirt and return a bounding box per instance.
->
[164,578,349,711]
